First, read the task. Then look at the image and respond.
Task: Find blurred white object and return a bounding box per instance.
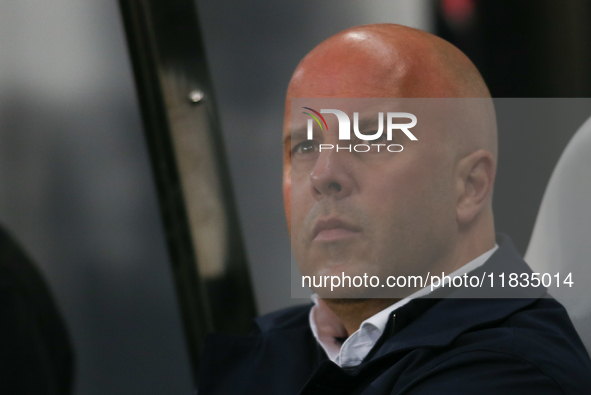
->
[525,115,591,351]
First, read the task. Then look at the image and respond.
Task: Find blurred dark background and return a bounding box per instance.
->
[434,0,591,253]
[0,0,589,393]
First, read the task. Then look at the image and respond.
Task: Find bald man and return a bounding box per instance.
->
[198,24,591,394]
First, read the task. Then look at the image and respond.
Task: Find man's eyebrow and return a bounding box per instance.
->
[283,117,379,144]
[284,126,308,145]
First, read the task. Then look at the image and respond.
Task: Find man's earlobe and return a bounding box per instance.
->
[456,149,496,224]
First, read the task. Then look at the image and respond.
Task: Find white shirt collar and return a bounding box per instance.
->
[309,244,499,367]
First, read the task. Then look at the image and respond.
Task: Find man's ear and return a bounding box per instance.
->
[455,149,496,225]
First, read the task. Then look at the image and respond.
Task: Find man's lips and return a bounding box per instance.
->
[312,217,362,242]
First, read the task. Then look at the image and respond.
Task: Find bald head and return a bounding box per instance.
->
[285,23,497,161]
[288,24,491,99]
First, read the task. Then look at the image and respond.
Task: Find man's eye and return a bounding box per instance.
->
[292,141,318,155]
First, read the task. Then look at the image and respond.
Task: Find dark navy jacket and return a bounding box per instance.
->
[198,236,591,394]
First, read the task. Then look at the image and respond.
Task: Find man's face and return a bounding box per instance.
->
[284,98,460,297]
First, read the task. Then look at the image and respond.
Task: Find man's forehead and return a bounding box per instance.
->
[283,98,486,151]
[282,25,494,145]
[288,99,406,128]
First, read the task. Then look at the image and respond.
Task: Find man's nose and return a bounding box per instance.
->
[310,150,354,200]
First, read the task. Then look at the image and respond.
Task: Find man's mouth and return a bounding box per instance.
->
[312,217,362,242]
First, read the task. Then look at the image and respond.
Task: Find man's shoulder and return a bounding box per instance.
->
[423,297,591,393]
[254,303,313,334]
[440,296,586,357]
[503,296,590,367]
[371,296,591,394]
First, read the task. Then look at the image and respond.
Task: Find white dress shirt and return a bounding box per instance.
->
[309,245,499,368]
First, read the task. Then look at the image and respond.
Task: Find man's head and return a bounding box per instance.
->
[283,24,497,298]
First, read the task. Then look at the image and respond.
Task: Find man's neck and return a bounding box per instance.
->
[320,236,497,337]
[321,298,399,337]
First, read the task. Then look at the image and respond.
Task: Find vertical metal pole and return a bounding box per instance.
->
[118,0,257,380]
